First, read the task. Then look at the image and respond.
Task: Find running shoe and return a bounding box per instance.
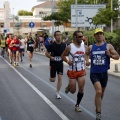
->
[14,63,16,67]
[30,64,32,68]
[16,63,19,66]
[65,84,70,94]
[75,105,82,112]
[55,93,61,99]
[96,112,101,120]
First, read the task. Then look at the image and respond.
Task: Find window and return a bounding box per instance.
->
[0,23,4,28]
[41,22,47,27]
[24,23,29,28]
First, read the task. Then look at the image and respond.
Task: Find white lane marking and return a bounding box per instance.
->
[19,64,96,119]
[1,57,69,120]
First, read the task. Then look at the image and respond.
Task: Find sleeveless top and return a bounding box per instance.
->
[1,40,6,47]
[68,43,85,71]
[12,39,20,51]
[90,42,110,73]
[27,38,34,51]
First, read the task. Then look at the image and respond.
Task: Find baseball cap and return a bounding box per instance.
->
[94,28,103,35]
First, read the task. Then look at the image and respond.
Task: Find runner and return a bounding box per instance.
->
[61,30,89,112]
[86,28,119,120]
[25,32,36,68]
[19,35,25,62]
[0,35,6,57]
[7,34,13,64]
[10,35,20,66]
[45,30,66,99]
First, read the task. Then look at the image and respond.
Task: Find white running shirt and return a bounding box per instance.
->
[68,43,85,71]
[20,39,25,49]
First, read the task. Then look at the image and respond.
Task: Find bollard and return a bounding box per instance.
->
[114,64,119,73]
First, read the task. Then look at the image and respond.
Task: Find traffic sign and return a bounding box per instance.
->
[71,4,106,27]
[29,22,35,28]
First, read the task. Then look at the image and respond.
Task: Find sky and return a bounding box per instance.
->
[0,0,44,15]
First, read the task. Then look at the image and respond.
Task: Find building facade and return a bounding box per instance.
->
[0,1,120,36]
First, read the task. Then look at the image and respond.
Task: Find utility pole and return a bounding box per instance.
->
[51,0,54,40]
[111,0,113,32]
[13,8,14,35]
[75,0,78,30]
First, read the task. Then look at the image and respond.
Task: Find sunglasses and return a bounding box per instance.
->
[77,36,83,38]
[95,32,103,35]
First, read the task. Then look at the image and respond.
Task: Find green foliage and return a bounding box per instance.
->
[43,12,68,26]
[92,0,120,26]
[18,10,33,16]
[61,30,119,54]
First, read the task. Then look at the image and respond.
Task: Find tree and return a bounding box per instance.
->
[43,0,120,27]
[18,10,33,16]
[92,0,120,26]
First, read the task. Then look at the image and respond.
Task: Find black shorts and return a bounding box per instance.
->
[90,72,108,87]
[19,48,24,53]
[50,63,63,78]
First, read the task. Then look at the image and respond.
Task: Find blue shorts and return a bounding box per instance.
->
[90,72,108,87]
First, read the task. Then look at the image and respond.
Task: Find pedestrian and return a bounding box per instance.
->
[61,30,90,112]
[44,35,51,50]
[86,28,119,120]
[45,30,66,99]
[25,32,36,68]
[63,32,71,46]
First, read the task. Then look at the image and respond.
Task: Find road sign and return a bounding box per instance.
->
[71,4,106,27]
[29,22,35,28]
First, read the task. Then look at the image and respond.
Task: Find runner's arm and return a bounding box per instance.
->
[61,45,70,64]
[106,44,119,60]
[85,45,91,66]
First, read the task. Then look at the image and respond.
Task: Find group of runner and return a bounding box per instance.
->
[0,28,119,120]
[0,32,36,67]
[45,28,119,120]
[0,34,25,66]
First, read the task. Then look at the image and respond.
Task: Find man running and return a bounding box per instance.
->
[86,28,119,120]
[45,31,66,99]
[61,30,89,111]
[0,35,6,57]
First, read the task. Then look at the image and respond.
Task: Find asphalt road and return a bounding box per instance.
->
[0,52,120,120]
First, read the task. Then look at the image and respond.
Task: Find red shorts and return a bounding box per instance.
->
[67,69,86,79]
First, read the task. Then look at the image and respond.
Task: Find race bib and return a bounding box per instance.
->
[16,44,19,47]
[55,56,62,61]
[29,44,33,47]
[93,56,105,65]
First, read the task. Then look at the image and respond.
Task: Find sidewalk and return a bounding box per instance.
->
[35,51,120,78]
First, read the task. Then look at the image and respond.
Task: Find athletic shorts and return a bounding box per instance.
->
[50,63,63,78]
[12,50,19,54]
[90,72,108,87]
[19,48,24,53]
[27,50,34,53]
[67,69,86,79]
